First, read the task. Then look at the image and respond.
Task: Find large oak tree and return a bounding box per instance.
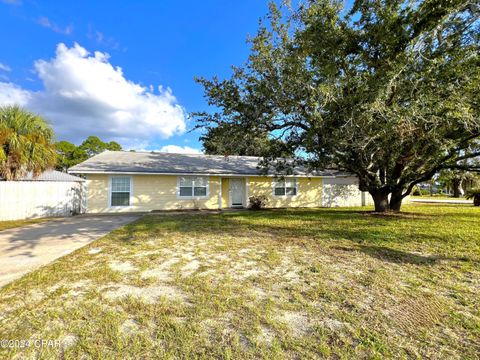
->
[195,0,480,212]
[200,123,293,157]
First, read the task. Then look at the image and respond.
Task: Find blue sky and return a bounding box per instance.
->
[0,0,272,152]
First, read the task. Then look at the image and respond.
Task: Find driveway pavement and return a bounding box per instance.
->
[0,214,141,288]
[410,199,471,204]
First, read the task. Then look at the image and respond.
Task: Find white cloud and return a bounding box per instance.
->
[37,17,73,35]
[0,82,30,105]
[0,43,187,146]
[0,63,11,72]
[159,145,202,154]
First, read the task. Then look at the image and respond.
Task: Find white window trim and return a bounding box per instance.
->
[108,175,134,208]
[176,176,210,199]
[218,177,223,209]
[272,177,299,198]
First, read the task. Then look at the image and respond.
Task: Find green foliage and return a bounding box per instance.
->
[465,188,480,206]
[248,195,268,210]
[194,0,480,211]
[437,169,479,196]
[55,136,122,170]
[0,105,57,180]
[55,140,82,171]
[79,136,122,158]
[412,186,421,196]
[200,123,292,157]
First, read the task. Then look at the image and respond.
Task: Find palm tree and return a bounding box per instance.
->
[0,105,57,180]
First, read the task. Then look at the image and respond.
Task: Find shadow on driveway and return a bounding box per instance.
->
[0,214,141,287]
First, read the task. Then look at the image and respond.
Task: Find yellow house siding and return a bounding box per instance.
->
[86,175,110,212]
[86,174,221,213]
[247,177,323,208]
[221,178,229,208]
[85,174,325,213]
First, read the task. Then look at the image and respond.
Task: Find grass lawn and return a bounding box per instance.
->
[0,204,479,359]
[412,195,468,201]
[0,217,53,232]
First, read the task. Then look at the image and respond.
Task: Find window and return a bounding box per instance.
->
[110,176,131,206]
[178,176,208,197]
[274,178,297,196]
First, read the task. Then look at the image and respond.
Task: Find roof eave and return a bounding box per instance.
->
[67,169,341,178]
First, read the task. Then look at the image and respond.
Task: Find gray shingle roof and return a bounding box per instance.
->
[6,170,85,182]
[68,151,348,177]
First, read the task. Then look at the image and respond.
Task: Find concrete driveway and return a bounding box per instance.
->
[0,214,141,288]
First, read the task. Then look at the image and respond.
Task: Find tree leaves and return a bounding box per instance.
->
[55,136,123,171]
[0,105,57,180]
[194,0,480,211]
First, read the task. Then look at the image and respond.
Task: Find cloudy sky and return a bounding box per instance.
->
[0,0,270,153]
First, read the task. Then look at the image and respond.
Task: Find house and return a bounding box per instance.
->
[0,170,85,220]
[68,151,372,213]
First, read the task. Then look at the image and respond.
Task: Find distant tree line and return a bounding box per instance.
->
[55,136,122,171]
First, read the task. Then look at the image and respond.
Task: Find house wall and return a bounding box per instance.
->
[321,177,374,207]
[85,174,373,213]
[247,177,323,208]
[85,174,221,213]
[221,178,229,208]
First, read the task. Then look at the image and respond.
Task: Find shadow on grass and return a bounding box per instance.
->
[333,245,476,265]
[333,245,436,265]
[114,208,480,265]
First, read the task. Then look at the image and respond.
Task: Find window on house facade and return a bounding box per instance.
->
[111,176,131,206]
[274,178,297,196]
[178,176,208,197]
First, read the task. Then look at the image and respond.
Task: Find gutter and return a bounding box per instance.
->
[67,170,348,178]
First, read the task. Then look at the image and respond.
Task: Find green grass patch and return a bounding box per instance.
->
[0,204,479,358]
[0,217,54,231]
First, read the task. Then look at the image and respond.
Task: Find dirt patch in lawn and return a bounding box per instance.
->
[103,284,188,304]
[109,261,137,273]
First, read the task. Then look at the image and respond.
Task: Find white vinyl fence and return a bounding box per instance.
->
[0,181,86,221]
[322,177,374,207]
[322,177,410,207]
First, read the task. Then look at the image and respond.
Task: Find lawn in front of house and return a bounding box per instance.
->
[0,217,54,231]
[412,194,467,200]
[0,204,479,359]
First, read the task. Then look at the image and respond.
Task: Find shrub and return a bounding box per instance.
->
[465,189,480,206]
[249,195,268,210]
[420,189,431,196]
[412,186,421,196]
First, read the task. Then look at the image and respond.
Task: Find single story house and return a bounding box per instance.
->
[68,151,373,213]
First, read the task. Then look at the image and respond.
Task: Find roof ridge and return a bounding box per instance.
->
[107,150,261,159]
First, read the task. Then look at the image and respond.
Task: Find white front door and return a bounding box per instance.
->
[230,178,245,207]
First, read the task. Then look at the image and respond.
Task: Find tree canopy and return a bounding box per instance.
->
[55,136,122,171]
[195,0,480,211]
[0,105,57,180]
[200,123,293,157]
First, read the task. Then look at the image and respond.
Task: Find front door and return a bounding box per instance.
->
[230,178,245,207]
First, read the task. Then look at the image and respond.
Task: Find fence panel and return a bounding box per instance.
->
[0,181,85,221]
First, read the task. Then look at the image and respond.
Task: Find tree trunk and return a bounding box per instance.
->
[453,178,461,198]
[474,194,480,207]
[371,191,389,212]
[389,188,403,211]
